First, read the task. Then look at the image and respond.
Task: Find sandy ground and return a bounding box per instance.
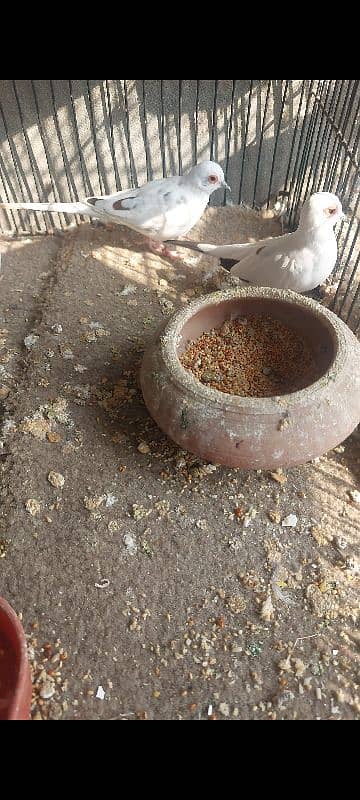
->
[0,208,359,721]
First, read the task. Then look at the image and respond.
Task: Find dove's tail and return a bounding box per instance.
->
[165,238,252,260]
[164,239,212,254]
[0,201,95,216]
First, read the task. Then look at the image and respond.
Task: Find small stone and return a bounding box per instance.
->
[40,679,56,700]
[47,431,61,443]
[83,495,105,510]
[260,595,275,622]
[293,658,306,677]
[51,324,63,334]
[268,510,281,524]
[105,494,117,508]
[226,594,247,614]
[48,471,65,489]
[269,470,287,485]
[25,498,41,516]
[219,702,230,717]
[348,489,360,505]
[279,656,292,673]
[96,685,105,700]
[0,386,10,400]
[123,533,137,555]
[59,345,74,360]
[282,513,298,527]
[24,334,39,349]
[137,442,150,454]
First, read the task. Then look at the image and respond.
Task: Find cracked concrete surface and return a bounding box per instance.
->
[0,214,359,720]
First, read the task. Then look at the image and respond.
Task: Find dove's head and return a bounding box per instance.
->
[299,192,344,231]
[188,161,230,195]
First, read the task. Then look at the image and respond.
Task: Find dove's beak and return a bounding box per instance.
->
[223,181,231,192]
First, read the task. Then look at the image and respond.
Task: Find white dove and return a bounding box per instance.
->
[0,161,229,258]
[166,192,344,290]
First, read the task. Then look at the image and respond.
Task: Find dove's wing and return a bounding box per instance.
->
[86,177,207,240]
[229,232,327,291]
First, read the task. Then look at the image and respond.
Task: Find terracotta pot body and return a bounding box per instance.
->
[0,597,32,720]
[140,288,360,469]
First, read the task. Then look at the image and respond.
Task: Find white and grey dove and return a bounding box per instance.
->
[166,192,344,291]
[0,161,229,257]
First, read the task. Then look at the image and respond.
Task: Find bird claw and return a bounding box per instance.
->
[146,239,179,260]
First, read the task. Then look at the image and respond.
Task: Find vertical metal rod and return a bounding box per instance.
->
[238,80,253,204]
[141,80,151,182]
[86,80,106,194]
[160,80,166,178]
[105,79,122,191]
[224,80,236,206]
[210,80,218,163]
[194,80,200,164]
[252,79,271,207]
[178,80,182,175]
[267,80,289,206]
[68,80,92,196]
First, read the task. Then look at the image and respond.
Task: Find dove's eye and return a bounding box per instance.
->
[208,175,218,184]
[326,207,337,217]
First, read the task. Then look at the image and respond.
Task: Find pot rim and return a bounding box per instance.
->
[159,287,348,412]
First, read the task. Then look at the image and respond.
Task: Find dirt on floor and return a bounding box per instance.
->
[0,207,359,721]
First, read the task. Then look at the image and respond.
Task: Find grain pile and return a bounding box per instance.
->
[180,315,322,397]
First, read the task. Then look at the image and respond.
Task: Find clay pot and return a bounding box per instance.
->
[140,287,360,469]
[0,597,32,720]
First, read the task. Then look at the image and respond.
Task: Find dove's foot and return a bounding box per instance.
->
[160,245,180,260]
[146,238,179,259]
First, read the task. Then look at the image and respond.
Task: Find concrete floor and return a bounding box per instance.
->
[0,214,359,720]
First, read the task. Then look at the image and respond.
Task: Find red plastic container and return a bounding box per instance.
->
[0,597,32,720]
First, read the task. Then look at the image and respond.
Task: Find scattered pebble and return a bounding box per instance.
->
[24,334,39,349]
[25,498,41,516]
[260,595,275,622]
[48,471,65,489]
[268,510,281,524]
[83,495,105,510]
[95,579,110,589]
[39,679,56,700]
[47,431,61,443]
[269,470,287,484]
[105,494,117,508]
[123,533,137,555]
[59,345,74,360]
[348,489,360,504]
[282,514,298,527]
[96,685,105,700]
[137,441,150,454]
[219,702,230,717]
